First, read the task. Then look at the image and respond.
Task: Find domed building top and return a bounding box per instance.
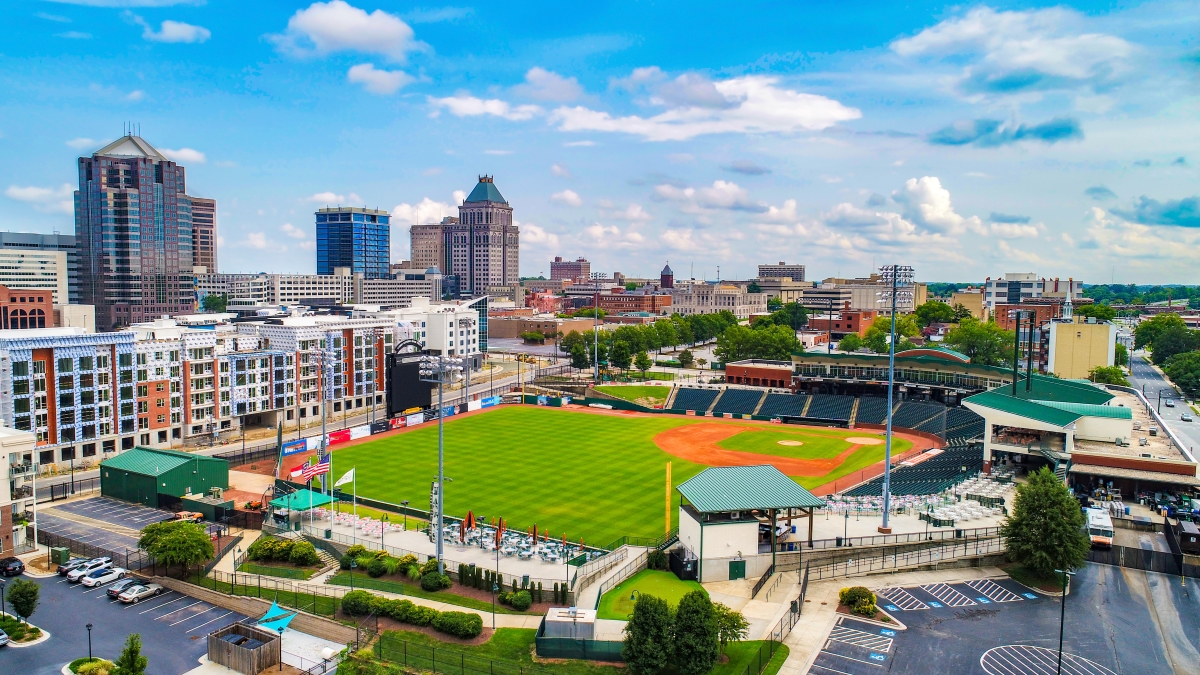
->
[426,266,442,275]
[464,175,507,204]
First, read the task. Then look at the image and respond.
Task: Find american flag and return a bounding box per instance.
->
[302,455,330,482]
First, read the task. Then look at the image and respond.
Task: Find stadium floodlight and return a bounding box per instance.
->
[419,354,464,574]
[875,264,914,533]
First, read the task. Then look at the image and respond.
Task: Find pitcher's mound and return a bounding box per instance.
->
[846,437,885,445]
[776,440,804,446]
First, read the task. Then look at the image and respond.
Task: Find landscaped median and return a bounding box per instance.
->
[328,572,540,615]
[1,613,47,646]
[341,589,484,639]
[237,535,324,580]
[596,569,704,620]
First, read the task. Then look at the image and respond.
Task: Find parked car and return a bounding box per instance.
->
[174,511,204,523]
[1182,413,1194,422]
[118,583,164,604]
[67,559,113,583]
[56,557,90,576]
[0,557,25,576]
[106,578,142,599]
[0,627,8,647]
[81,566,127,587]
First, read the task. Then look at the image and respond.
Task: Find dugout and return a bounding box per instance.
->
[100,447,230,509]
[677,465,825,583]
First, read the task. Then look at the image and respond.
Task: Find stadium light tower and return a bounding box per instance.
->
[877,264,914,534]
[420,354,464,574]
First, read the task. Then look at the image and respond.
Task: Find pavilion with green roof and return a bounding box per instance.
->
[676,465,824,583]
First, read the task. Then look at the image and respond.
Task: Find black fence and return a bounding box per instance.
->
[797,525,1002,550]
[375,632,527,675]
[736,641,783,675]
[214,445,279,467]
[750,564,776,599]
[1086,544,1200,578]
[36,476,101,503]
[36,529,154,570]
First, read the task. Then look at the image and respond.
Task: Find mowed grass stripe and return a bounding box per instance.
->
[715,429,856,459]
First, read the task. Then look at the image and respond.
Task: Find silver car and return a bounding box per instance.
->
[118,583,164,604]
[81,566,127,587]
[67,559,113,583]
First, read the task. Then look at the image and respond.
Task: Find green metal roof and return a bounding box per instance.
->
[962,389,1082,427]
[1009,374,1114,405]
[678,465,825,513]
[465,179,507,204]
[100,448,192,476]
[269,489,335,510]
[1033,400,1133,419]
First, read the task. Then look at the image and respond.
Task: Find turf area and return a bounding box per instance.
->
[595,569,705,620]
[716,428,858,459]
[594,384,670,407]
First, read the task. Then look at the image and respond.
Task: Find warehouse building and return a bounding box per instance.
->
[100,447,229,509]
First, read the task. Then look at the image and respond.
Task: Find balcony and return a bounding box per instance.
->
[11,485,33,500]
[8,463,36,478]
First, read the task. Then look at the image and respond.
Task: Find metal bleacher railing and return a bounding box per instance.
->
[807,535,1005,581]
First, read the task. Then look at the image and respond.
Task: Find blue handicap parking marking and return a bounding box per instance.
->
[885,605,899,611]
[929,601,943,608]
[880,629,896,636]
[869,653,887,661]
[1022,592,1038,599]
[977,597,992,604]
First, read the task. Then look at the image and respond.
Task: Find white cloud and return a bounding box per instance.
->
[990,222,1040,238]
[1079,208,1200,264]
[347,63,414,94]
[452,190,466,204]
[551,190,582,207]
[427,95,543,121]
[668,153,695,163]
[891,6,1133,95]
[299,240,317,251]
[514,67,583,102]
[550,163,571,178]
[654,180,766,213]
[392,197,455,225]
[483,149,512,155]
[130,14,211,43]
[4,184,74,213]
[125,90,145,101]
[996,240,1047,264]
[66,137,98,150]
[550,75,861,141]
[244,232,269,249]
[519,221,560,249]
[160,147,206,164]
[582,222,645,249]
[757,199,797,223]
[610,204,653,221]
[563,140,595,147]
[270,0,417,61]
[280,223,307,239]
[307,191,361,204]
[891,176,984,235]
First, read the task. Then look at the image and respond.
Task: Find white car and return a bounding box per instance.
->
[118,583,164,604]
[67,559,113,583]
[80,566,127,587]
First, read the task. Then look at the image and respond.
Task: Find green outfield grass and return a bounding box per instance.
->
[596,569,705,620]
[594,384,671,407]
[715,428,857,459]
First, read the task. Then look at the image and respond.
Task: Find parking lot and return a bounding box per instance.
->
[35,512,141,551]
[52,496,176,530]
[1,573,248,675]
[810,564,1197,674]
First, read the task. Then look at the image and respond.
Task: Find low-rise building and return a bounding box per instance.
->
[1,425,38,555]
[983,274,1084,310]
[668,281,767,319]
[488,315,594,339]
[806,302,877,338]
[1046,316,1117,380]
[550,256,591,283]
[950,288,988,320]
[0,284,56,329]
[360,296,485,368]
[595,290,672,315]
[757,262,806,281]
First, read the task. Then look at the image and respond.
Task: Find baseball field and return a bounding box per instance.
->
[325,406,913,546]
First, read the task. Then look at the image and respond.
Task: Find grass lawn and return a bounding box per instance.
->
[0,615,42,643]
[596,569,705,620]
[328,500,429,527]
[1000,563,1069,593]
[713,642,790,675]
[595,385,670,407]
[328,572,537,614]
[716,429,859,459]
[377,628,617,675]
[237,560,322,580]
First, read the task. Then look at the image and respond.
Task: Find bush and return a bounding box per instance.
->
[433,611,483,639]
[851,599,877,617]
[289,541,320,566]
[419,558,440,576]
[647,549,668,571]
[76,658,116,675]
[838,587,874,608]
[408,605,439,627]
[509,590,532,611]
[420,572,452,592]
[367,557,388,578]
[341,590,375,616]
[345,544,368,559]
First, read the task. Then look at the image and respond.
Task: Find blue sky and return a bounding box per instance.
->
[2,0,1199,283]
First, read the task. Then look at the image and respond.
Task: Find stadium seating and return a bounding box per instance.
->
[758,393,810,418]
[711,388,765,416]
[670,387,721,412]
[945,407,985,442]
[842,441,984,497]
[892,401,946,430]
[854,397,891,425]
[805,394,855,421]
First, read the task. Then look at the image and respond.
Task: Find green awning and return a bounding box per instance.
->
[270,489,334,510]
[678,465,826,513]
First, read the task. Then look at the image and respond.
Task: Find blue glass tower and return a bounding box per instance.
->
[315,207,390,279]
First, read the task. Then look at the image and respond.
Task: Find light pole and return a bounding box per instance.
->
[86,622,93,661]
[278,626,285,672]
[0,578,5,618]
[459,317,477,406]
[401,500,409,531]
[1054,568,1076,674]
[349,560,357,590]
[381,514,389,552]
[491,581,499,629]
[419,354,464,574]
[877,264,914,534]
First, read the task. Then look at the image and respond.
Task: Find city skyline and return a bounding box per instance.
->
[0,1,1197,283]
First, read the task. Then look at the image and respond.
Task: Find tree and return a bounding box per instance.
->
[713,603,749,655]
[519,331,546,344]
[1114,343,1128,367]
[1073,303,1116,322]
[838,334,864,352]
[715,324,799,363]
[1150,325,1200,365]
[1164,351,1200,397]
[7,578,39,624]
[561,330,586,353]
[1135,312,1187,350]
[625,282,638,291]
[862,314,920,354]
[570,343,590,370]
[673,590,720,675]
[951,304,974,322]
[201,293,228,313]
[1088,366,1130,386]
[610,341,633,373]
[655,320,679,354]
[138,520,214,575]
[766,296,783,311]
[113,633,148,675]
[677,349,695,368]
[622,594,673,675]
[634,351,653,379]
[1000,467,1089,578]
[697,357,708,368]
[914,301,955,327]
[747,282,762,294]
[943,318,1014,366]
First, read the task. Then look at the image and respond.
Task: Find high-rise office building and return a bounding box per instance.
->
[444,176,519,294]
[409,216,455,272]
[757,262,806,281]
[0,232,79,303]
[74,134,196,330]
[315,207,390,279]
[550,256,590,283]
[190,196,218,273]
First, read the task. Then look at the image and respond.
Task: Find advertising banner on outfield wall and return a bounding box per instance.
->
[467,399,482,412]
[327,429,352,446]
[349,424,371,440]
[441,405,457,418]
[406,413,424,427]
[481,396,501,408]
[370,421,390,435]
[537,395,548,406]
[281,439,307,456]
[306,436,323,452]
[389,418,405,430]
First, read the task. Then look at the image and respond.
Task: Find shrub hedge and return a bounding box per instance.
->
[343,589,483,638]
[432,611,484,639]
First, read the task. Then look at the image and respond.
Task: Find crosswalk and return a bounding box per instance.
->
[828,625,894,652]
[965,578,1024,603]
[919,583,977,607]
[876,587,929,610]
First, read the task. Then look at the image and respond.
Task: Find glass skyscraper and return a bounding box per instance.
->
[315,207,390,279]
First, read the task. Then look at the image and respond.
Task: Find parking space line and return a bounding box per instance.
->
[919,583,976,607]
[135,593,182,613]
[169,605,216,626]
[156,600,205,619]
[189,611,233,633]
[810,664,856,675]
[820,651,884,668]
[965,579,1023,603]
[876,587,928,611]
[829,626,893,652]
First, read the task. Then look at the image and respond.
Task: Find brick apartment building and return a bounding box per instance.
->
[806,302,878,337]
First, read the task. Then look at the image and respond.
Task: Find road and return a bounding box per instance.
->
[1125,351,1200,457]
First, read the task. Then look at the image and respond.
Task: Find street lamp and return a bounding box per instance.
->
[491,581,499,629]
[401,500,409,531]
[0,578,6,618]
[381,514,389,551]
[459,317,477,406]
[278,626,285,672]
[419,354,465,574]
[876,264,914,534]
[349,560,357,590]
[86,623,93,662]
[1054,569,1076,674]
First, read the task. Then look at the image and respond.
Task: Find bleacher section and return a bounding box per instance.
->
[805,394,855,421]
[842,441,984,497]
[892,401,945,430]
[854,397,891,425]
[945,407,984,442]
[758,393,810,418]
[670,387,721,412]
[711,388,764,416]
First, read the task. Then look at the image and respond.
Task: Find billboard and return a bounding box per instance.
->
[281,439,307,456]
[386,351,433,418]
